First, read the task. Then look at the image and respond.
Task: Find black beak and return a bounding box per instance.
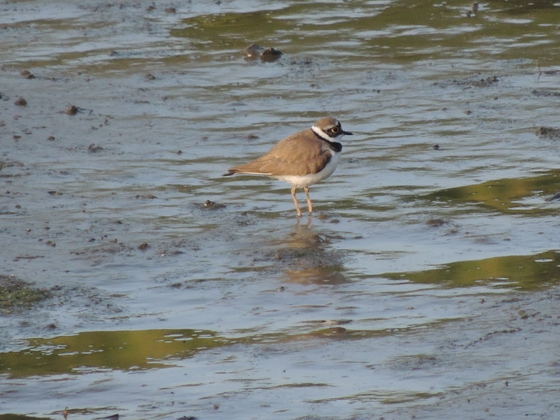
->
[342,130,353,136]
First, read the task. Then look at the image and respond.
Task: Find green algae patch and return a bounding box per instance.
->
[0,415,52,420]
[0,328,227,378]
[379,250,560,290]
[426,171,560,215]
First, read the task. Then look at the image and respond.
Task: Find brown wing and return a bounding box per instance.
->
[225,129,331,177]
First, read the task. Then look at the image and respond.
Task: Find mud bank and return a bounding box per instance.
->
[2,0,560,419]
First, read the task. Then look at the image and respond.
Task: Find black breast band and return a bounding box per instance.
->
[311,130,343,153]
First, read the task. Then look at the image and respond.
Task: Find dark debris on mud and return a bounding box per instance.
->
[198,199,226,210]
[0,275,52,315]
[425,218,446,228]
[532,88,560,98]
[535,126,560,139]
[434,74,499,89]
[243,43,283,63]
[0,159,24,173]
[0,274,123,320]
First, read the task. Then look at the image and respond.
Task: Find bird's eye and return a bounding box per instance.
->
[330,127,340,134]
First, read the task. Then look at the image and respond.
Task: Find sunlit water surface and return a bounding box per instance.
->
[1,0,560,419]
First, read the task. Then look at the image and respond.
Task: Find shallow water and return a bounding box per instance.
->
[1,0,560,419]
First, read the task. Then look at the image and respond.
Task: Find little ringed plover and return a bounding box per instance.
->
[223,117,353,217]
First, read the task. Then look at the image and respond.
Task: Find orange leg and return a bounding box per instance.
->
[291,186,302,217]
[304,186,313,214]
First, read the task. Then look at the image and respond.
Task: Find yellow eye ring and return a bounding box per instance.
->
[331,127,340,134]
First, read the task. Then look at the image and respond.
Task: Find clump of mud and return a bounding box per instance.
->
[243,43,283,63]
[434,74,499,89]
[0,275,52,315]
[532,89,560,98]
[535,126,560,139]
[197,199,226,210]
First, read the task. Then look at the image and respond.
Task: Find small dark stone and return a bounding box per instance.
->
[20,70,36,79]
[243,43,282,62]
[66,105,79,115]
[260,47,283,62]
[14,97,27,106]
[88,143,103,153]
[426,218,446,227]
[20,70,35,79]
[243,43,263,58]
[201,200,226,210]
[138,242,149,250]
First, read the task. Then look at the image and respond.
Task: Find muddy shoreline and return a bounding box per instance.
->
[2,0,560,419]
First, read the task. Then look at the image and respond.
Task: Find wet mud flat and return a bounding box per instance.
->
[2,0,560,419]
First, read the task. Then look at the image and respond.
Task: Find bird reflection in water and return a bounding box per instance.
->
[272,215,349,285]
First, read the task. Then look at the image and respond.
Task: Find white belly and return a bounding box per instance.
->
[273,152,340,188]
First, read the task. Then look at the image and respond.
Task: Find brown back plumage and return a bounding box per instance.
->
[224,128,332,177]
